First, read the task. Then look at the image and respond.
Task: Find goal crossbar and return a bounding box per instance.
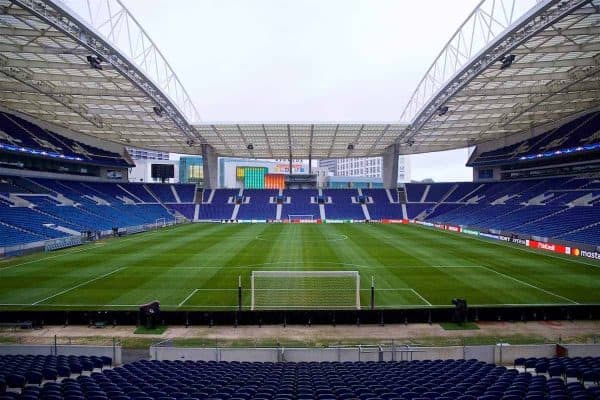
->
[251,270,360,310]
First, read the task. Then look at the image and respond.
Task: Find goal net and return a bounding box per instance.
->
[288,214,314,223]
[155,218,166,229]
[251,271,360,310]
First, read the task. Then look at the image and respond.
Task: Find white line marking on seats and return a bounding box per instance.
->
[31,267,127,305]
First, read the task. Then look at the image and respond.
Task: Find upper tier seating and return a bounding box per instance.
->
[0,111,131,167]
[469,110,600,167]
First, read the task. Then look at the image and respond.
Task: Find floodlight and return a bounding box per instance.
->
[500,54,516,70]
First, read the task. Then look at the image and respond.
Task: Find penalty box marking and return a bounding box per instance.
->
[431,265,579,305]
[31,267,128,305]
[176,287,433,308]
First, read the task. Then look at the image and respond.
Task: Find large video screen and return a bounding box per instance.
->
[151,164,174,179]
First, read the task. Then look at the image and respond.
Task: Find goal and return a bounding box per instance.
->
[287,214,314,223]
[155,218,166,229]
[250,271,360,310]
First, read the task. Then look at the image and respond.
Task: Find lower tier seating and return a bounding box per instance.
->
[1,358,598,400]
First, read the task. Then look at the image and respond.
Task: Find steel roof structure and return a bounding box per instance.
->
[193,123,408,159]
[0,0,599,158]
[0,0,202,154]
[399,0,600,154]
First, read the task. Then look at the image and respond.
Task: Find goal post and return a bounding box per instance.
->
[250,270,360,310]
[287,214,314,223]
[155,217,166,229]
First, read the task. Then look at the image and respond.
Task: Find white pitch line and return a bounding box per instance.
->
[430,264,580,305]
[178,289,199,307]
[0,302,597,308]
[476,265,579,305]
[31,267,127,305]
[416,223,600,269]
[0,227,169,272]
[0,246,93,272]
[409,288,433,306]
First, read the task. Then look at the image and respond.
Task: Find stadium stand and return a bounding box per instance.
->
[0,354,112,389]
[1,357,598,400]
[281,189,320,220]
[469,111,600,167]
[237,189,278,220]
[363,189,404,220]
[406,177,600,246]
[323,189,365,220]
[0,111,131,168]
[198,189,237,220]
[0,176,196,247]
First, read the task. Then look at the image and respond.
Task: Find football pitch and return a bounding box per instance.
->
[0,223,599,311]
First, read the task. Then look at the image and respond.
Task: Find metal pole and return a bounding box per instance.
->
[238,275,242,312]
[370,276,375,310]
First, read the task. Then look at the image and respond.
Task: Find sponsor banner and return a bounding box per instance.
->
[528,240,571,255]
[574,248,600,260]
[323,219,345,224]
[290,219,317,224]
[413,220,433,227]
[434,223,445,229]
[462,228,479,236]
[237,220,267,224]
[445,225,460,232]
[511,237,528,246]
[480,233,500,240]
[382,219,405,224]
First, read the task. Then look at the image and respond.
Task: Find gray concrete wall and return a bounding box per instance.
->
[149,343,600,365]
[495,344,555,365]
[564,344,600,358]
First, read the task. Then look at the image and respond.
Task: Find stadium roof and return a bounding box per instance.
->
[193,123,408,159]
[399,0,600,154]
[1,0,600,158]
[0,0,200,154]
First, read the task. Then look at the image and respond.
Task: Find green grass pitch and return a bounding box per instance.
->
[0,223,599,311]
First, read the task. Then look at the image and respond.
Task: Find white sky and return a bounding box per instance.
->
[123,0,481,181]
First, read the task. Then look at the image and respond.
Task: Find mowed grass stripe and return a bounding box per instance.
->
[0,223,598,311]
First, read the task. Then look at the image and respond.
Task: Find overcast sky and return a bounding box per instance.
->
[122,0,481,181]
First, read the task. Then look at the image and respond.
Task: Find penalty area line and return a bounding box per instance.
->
[409,288,432,306]
[31,267,127,306]
[178,289,199,307]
